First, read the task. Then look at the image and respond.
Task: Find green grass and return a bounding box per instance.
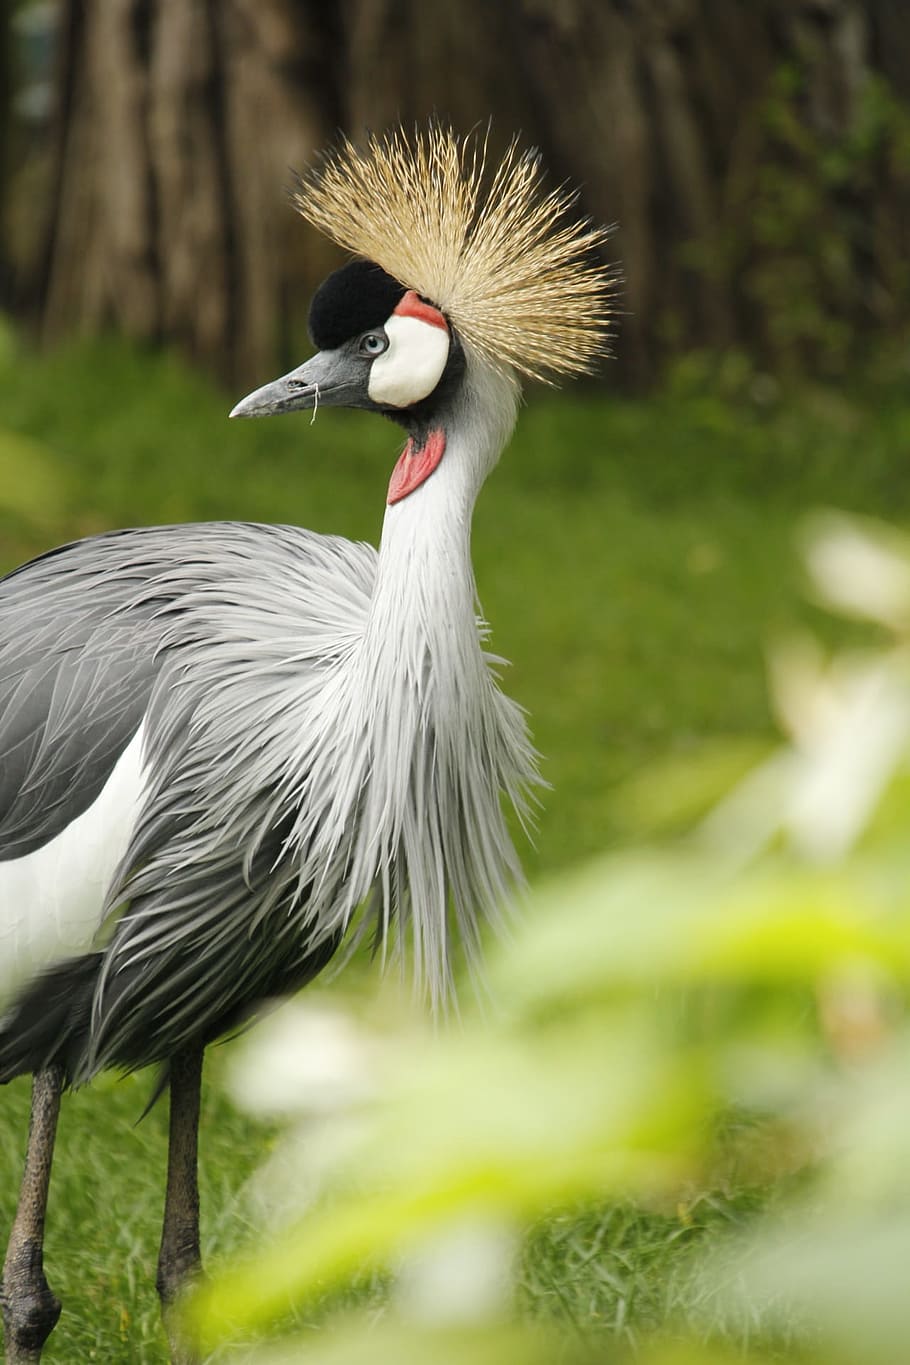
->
[1,332,909,1359]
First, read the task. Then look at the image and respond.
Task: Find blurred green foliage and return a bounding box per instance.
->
[1,327,910,1360]
[187,517,910,1364]
[684,66,910,379]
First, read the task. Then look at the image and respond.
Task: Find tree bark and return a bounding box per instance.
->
[4,0,910,388]
[35,0,336,383]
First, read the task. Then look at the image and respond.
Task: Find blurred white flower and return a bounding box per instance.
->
[779,653,910,860]
[701,514,910,866]
[701,646,910,863]
[803,514,910,632]
[227,998,381,1119]
[396,1219,518,1325]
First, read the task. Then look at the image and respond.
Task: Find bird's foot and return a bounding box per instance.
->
[1,1238,61,1363]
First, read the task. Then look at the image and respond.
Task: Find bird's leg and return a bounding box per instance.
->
[157,1045,204,1365]
[1,1065,64,1364]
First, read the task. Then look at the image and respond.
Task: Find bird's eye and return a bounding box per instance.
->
[359,331,388,357]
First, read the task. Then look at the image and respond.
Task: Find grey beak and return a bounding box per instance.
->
[229,350,365,418]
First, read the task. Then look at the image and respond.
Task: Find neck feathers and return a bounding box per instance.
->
[295,357,536,1001]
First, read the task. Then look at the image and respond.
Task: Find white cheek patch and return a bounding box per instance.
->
[367,314,450,408]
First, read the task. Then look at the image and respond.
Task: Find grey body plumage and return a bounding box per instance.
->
[0,362,536,1084]
[0,522,369,1077]
[0,496,533,1077]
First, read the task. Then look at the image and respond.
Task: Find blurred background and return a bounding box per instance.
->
[3,0,910,391]
[3,0,910,874]
[3,3,910,1362]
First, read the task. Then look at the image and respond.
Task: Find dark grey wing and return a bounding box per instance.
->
[0,528,185,858]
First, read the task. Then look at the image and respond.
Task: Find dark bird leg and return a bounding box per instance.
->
[1,1065,64,1363]
[157,1045,204,1365]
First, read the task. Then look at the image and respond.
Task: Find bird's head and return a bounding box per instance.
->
[230,126,616,505]
[234,258,470,491]
[230,257,467,503]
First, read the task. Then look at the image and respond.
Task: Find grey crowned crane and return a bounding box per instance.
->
[0,126,612,1363]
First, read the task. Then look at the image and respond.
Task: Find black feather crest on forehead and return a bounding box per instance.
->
[308,260,406,350]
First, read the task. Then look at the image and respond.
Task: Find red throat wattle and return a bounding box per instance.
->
[387,428,447,504]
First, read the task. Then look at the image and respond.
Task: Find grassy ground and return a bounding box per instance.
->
[1,332,909,1359]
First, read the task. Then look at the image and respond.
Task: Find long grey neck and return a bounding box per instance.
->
[320,358,530,1001]
[367,359,521,652]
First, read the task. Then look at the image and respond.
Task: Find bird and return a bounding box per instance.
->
[0,125,613,1363]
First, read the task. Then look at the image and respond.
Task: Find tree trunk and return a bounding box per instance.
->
[5,0,910,388]
[36,0,336,383]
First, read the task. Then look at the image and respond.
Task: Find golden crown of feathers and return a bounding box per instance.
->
[292,125,616,384]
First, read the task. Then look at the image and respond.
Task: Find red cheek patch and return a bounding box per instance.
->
[393,290,448,332]
[387,427,447,504]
